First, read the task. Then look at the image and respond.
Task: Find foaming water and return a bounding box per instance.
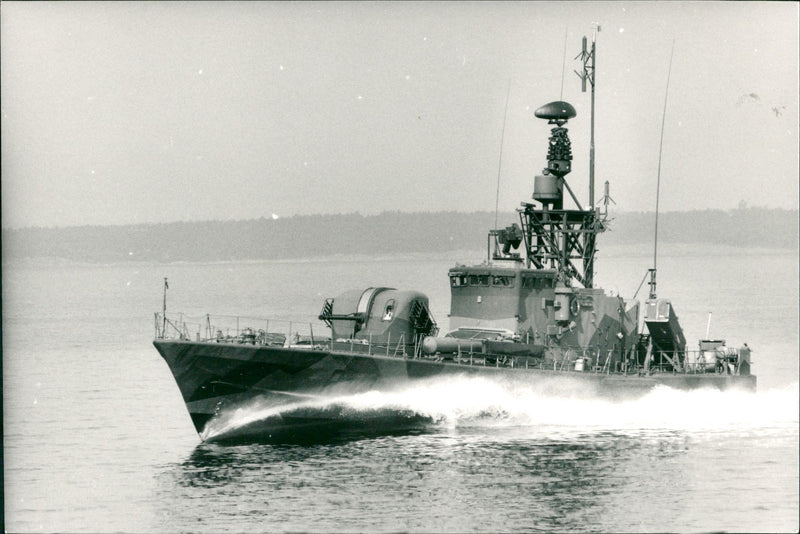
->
[201,377,799,442]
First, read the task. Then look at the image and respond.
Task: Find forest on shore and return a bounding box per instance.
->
[3,207,797,263]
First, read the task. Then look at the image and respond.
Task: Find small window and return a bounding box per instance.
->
[382,299,395,321]
[492,275,515,288]
[469,274,489,286]
[450,275,467,287]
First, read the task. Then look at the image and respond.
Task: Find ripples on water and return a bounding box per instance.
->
[153,378,798,533]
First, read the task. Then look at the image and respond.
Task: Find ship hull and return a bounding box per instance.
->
[154,340,756,440]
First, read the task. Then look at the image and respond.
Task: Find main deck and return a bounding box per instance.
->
[154,311,756,383]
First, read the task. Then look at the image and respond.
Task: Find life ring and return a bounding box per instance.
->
[569,297,580,316]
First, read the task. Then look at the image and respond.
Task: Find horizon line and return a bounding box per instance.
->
[2,204,797,232]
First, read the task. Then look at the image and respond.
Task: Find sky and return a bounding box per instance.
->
[2,1,798,229]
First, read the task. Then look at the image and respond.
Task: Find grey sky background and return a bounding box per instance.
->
[2,1,797,229]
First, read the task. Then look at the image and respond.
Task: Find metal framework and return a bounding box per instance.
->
[519,206,599,288]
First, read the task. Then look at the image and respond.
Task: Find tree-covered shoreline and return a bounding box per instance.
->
[3,207,797,263]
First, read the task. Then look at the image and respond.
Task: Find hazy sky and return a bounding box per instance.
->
[2,1,798,228]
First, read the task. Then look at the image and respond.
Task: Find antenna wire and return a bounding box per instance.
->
[652,40,675,296]
[494,79,512,230]
[560,26,568,100]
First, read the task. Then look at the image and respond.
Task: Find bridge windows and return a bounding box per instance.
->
[491,275,515,287]
[522,276,554,290]
[468,274,490,286]
[450,274,467,287]
[450,273,517,288]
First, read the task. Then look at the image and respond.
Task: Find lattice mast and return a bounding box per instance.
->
[518,27,604,288]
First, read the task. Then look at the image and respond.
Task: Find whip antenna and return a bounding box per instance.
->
[649,39,675,299]
[560,26,568,100]
[494,79,512,230]
[161,277,168,337]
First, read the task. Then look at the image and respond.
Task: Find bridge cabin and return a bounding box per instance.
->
[448,264,639,367]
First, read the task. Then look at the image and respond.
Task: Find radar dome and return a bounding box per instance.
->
[534,101,577,121]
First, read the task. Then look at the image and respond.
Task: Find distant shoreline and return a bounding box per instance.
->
[2,208,797,264]
[3,244,796,271]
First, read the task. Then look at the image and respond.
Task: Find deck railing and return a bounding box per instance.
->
[154,312,749,376]
[155,312,330,348]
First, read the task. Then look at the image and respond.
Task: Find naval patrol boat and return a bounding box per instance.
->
[153,33,755,440]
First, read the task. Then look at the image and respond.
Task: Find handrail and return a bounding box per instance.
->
[154,311,330,345]
[154,311,750,376]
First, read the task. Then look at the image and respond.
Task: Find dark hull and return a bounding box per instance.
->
[154,340,757,440]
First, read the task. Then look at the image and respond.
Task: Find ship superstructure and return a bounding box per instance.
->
[444,97,639,369]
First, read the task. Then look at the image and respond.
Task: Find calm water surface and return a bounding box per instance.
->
[3,247,798,532]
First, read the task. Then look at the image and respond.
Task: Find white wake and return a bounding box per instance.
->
[200,376,798,441]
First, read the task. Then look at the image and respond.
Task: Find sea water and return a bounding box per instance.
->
[3,246,798,532]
